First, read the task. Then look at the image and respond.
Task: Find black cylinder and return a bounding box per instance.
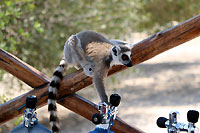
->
[157,117,168,128]
[187,110,199,123]
[92,113,103,125]
[26,95,37,109]
[110,94,121,107]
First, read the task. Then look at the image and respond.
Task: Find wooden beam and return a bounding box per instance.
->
[58,94,144,133]
[131,14,200,64]
[0,49,49,88]
[0,14,200,129]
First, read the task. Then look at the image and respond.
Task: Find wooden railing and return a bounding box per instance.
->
[0,14,200,133]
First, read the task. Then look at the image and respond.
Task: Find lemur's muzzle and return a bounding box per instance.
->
[125,61,133,67]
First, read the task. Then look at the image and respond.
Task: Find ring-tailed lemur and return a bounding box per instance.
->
[48,30,134,132]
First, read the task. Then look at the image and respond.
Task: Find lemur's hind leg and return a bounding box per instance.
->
[48,59,67,132]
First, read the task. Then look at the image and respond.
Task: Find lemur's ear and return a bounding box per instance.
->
[126,43,135,49]
[112,46,121,56]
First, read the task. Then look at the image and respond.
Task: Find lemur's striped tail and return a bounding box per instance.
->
[48,59,66,132]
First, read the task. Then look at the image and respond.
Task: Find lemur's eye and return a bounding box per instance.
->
[121,54,129,61]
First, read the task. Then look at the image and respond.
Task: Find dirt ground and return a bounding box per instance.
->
[1,35,200,133]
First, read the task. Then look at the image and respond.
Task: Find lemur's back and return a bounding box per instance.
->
[76,30,113,64]
[85,42,112,64]
[76,30,111,50]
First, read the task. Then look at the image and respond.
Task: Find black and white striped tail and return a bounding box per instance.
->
[48,59,66,132]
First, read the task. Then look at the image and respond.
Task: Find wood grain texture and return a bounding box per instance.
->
[0,14,200,131]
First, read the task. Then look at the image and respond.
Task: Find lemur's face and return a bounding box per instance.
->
[111,45,133,67]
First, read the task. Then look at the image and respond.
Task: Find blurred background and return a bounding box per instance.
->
[0,0,200,132]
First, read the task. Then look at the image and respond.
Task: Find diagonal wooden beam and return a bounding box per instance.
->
[132,14,200,64]
[0,49,49,88]
[0,14,200,130]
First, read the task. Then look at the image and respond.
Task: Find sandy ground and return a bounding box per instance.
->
[1,35,200,133]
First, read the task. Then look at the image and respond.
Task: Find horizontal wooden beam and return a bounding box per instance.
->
[0,14,200,130]
[58,94,144,133]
